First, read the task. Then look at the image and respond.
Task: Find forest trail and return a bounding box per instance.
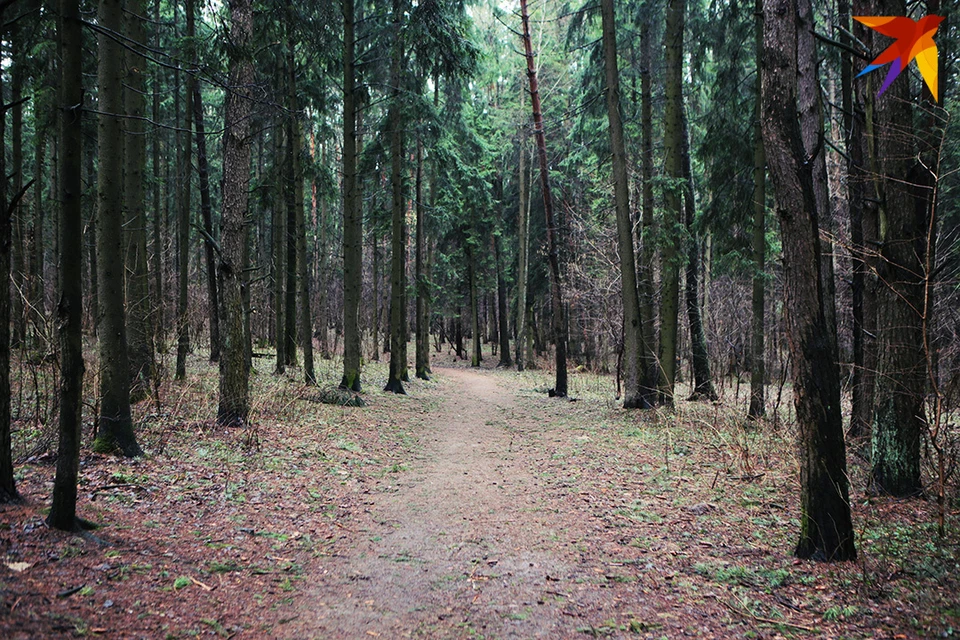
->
[288,367,602,638]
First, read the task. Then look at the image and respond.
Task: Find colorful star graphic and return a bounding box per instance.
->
[854,14,943,102]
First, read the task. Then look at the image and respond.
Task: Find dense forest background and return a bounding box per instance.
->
[1,0,959,577]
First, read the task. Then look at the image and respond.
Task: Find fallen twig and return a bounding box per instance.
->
[190,576,214,591]
[57,585,85,598]
[711,594,816,632]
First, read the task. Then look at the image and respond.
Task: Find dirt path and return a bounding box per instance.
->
[4,358,954,638]
[288,367,592,638]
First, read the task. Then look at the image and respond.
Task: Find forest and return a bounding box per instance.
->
[1,0,959,636]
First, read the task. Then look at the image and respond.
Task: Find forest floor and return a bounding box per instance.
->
[1,349,959,639]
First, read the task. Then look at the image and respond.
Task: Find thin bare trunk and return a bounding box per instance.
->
[0,3,19,504]
[519,0,566,397]
[681,109,717,402]
[602,0,649,408]
[125,0,154,399]
[515,84,529,371]
[659,0,685,405]
[415,137,430,379]
[175,0,195,380]
[194,85,220,362]
[748,0,767,421]
[340,0,362,390]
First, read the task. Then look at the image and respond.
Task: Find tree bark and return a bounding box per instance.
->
[601,0,649,408]
[125,0,154,400]
[515,102,529,371]
[85,146,98,337]
[681,109,718,402]
[284,123,298,368]
[30,124,46,344]
[762,0,855,560]
[863,0,926,496]
[217,0,254,427]
[415,137,431,379]
[316,136,331,359]
[659,0,684,405]
[94,0,141,457]
[638,10,658,398]
[286,1,313,384]
[868,0,926,494]
[10,17,26,349]
[468,243,481,367]
[193,85,220,362]
[748,0,767,421]
[848,0,880,439]
[273,129,287,374]
[371,230,380,361]
[48,0,85,525]
[0,2,20,504]
[495,234,511,367]
[151,0,164,348]
[797,0,838,355]
[339,0,363,391]
[29,130,46,344]
[176,0,195,381]
[385,0,407,394]
[520,0,566,397]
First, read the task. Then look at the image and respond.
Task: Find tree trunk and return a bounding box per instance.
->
[848,0,881,440]
[748,0,767,421]
[273,129,287,374]
[152,0,164,349]
[638,11,658,398]
[10,20,26,349]
[798,0,838,355]
[286,2,313,384]
[371,230,380,362]
[193,85,220,362]
[681,109,717,402]
[315,136,331,359]
[0,5,19,504]
[602,0,648,408]
[340,0,362,391]
[520,0,566,397]
[385,0,407,394]
[455,312,464,360]
[284,122,298,368]
[762,0,855,560]
[415,137,431,379]
[659,0,684,406]
[48,0,85,525]
[85,147,98,337]
[176,0,195,381]
[495,234,511,367]
[869,0,926,493]
[515,99,529,371]
[400,193,410,382]
[93,0,141,457]
[468,243,481,367]
[125,0,154,400]
[242,209,253,372]
[525,303,537,368]
[30,131,46,344]
[295,126,313,383]
[217,0,254,427]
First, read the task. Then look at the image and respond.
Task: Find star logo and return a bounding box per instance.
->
[854,15,944,102]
